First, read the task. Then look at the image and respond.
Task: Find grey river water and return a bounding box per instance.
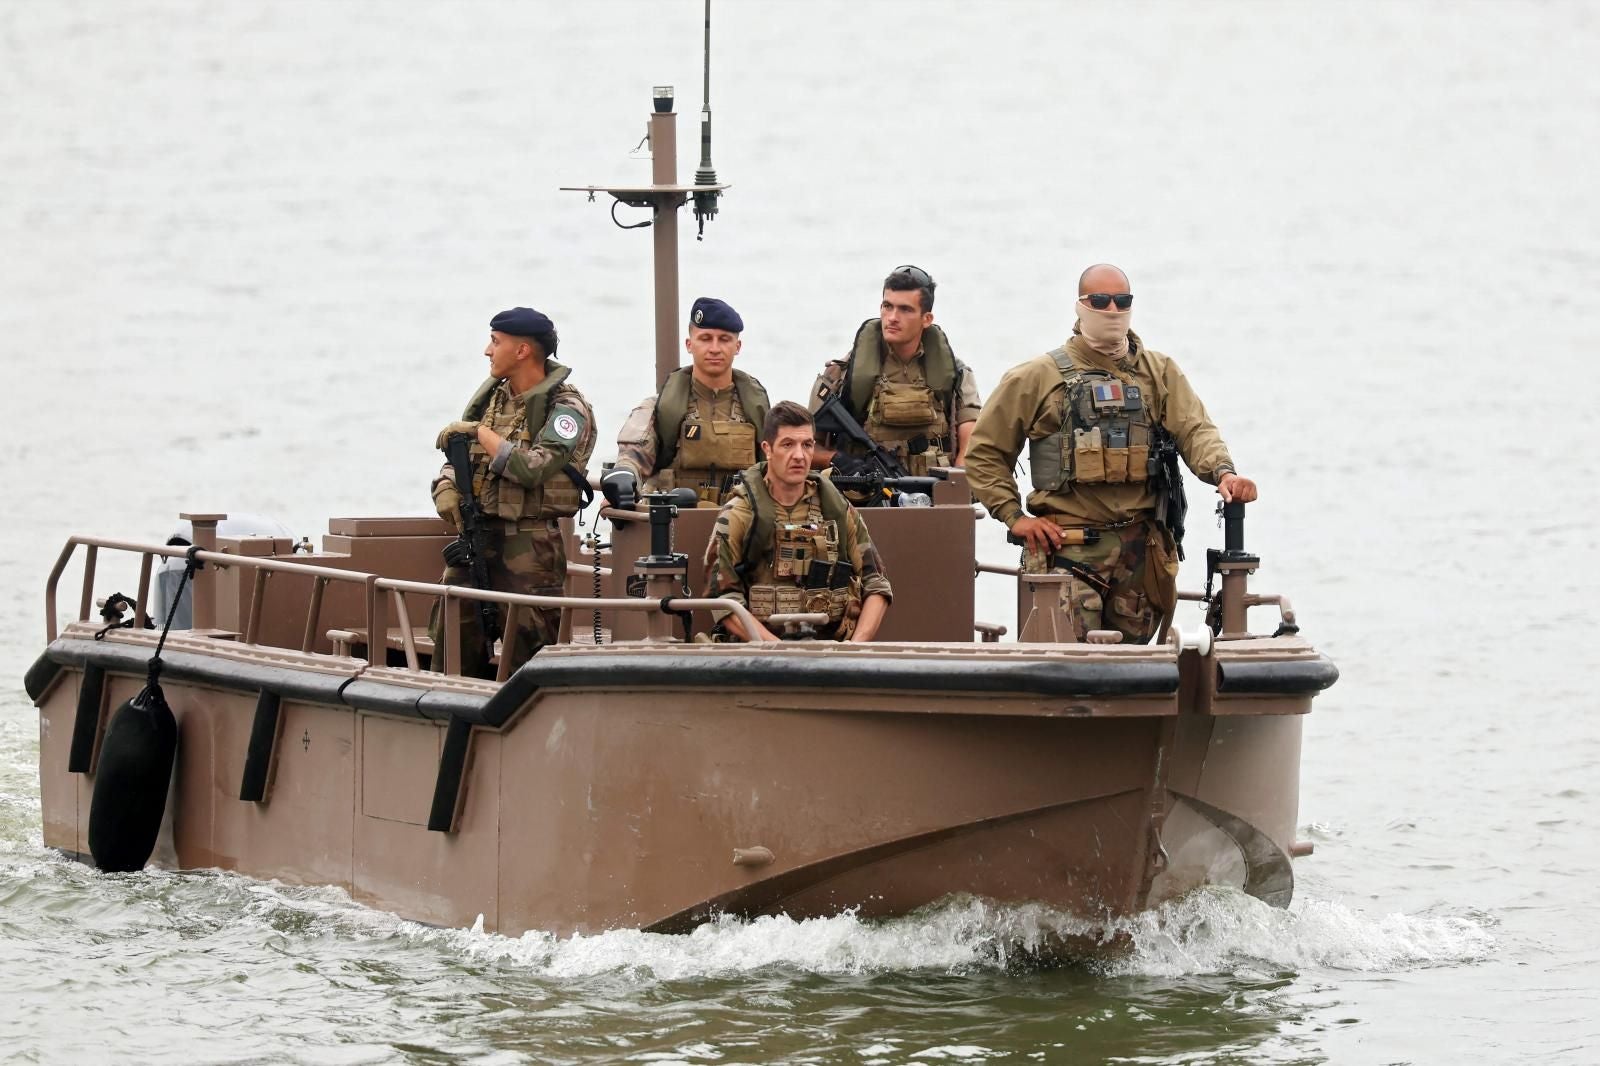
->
[2,1,1597,1062]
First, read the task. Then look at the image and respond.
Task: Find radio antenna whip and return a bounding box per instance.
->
[692,0,720,239]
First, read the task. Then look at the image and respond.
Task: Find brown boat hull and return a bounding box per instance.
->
[30,634,1322,938]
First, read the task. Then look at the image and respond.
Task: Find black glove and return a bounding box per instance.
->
[829,452,875,477]
[601,469,638,510]
[442,536,474,569]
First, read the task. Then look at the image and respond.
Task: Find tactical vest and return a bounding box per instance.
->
[462,360,592,520]
[654,368,770,504]
[736,463,857,629]
[1027,345,1156,494]
[840,320,961,475]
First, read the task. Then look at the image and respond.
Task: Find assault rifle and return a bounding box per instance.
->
[1150,428,1189,560]
[443,434,500,675]
[827,473,940,508]
[812,392,910,480]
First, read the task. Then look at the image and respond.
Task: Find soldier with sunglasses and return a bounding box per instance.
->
[807,265,983,478]
[964,263,1257,645]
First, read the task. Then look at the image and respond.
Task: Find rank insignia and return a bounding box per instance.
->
[685,423,703,440]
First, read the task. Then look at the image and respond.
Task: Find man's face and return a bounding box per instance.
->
[879,287,932,350]
[485,331,531,378]
[762,425,815,488]
[685,327,742,381]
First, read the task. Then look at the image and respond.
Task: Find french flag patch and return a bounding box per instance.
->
[1091,382,1124,405]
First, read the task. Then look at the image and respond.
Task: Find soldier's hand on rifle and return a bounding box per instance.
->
[829,452,875,478]
[1217,473,1258,504]
[442,536,474,569]
[1011,516,1064,556]
[433,482,463,531]
[435,421,480,450]
[601,469,638,510]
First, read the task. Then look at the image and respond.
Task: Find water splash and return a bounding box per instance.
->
[383,889,1496,982]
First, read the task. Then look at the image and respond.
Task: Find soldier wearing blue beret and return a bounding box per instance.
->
[604,296,771,509]
[428,307,597,676]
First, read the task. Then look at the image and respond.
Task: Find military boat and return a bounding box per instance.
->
[24,18,1336,943]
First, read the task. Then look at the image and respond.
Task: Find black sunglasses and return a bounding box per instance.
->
[1081,292,1133,311]
[890,264,936,289]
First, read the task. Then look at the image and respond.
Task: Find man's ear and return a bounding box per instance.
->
[760,440,773,460]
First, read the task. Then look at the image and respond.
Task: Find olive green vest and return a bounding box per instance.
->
[841,319,960,423]
[653,367,770,471]
[461,360,591,518]
[462,359,574,430]
[735,462,854,581]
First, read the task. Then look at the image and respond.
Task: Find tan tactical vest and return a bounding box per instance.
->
[654,368,770,504]
[841,320,960,475]
[1027,346,1155,494]
[462,361,592,521]
[736,464,857,628]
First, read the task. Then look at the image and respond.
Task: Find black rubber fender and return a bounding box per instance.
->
[87,683,178,873]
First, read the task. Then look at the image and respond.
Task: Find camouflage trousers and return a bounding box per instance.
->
[427,520,565,679]
[1021,518,1178,645]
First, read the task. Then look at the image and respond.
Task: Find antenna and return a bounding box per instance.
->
[692,0,719,239]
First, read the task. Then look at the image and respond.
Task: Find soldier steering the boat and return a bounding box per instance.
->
[964,264,1258,645]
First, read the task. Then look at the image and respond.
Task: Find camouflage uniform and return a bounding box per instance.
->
[809,320,982,476]
[965,332,1236,644]
[705,464,893,640]
[429,361,596,676]
[613,368,770,505]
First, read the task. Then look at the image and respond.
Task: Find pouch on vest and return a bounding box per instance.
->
[874,380,941,428]
[677,419,757,471]
[774,524,819,580]
[1073,426,1106,483]
[749,584,805,620]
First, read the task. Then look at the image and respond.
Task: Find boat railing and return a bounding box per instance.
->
[43,535,767,678]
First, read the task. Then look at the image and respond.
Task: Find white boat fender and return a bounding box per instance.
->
[87,549,197,873]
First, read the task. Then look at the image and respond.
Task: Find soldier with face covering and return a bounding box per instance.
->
[963,264,1258,644]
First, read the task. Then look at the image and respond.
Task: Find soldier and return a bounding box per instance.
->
[429,306,596,677]
[705,401,893,642]
[808,265,983,477]
[964,263,1259,644]
[602,297,770,509]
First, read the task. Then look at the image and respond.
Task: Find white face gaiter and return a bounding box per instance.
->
[1076,301,1131,358]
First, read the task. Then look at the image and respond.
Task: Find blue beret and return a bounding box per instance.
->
[490,306,554,337]
[689,297,743,334]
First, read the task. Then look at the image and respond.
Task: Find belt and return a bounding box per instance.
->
[513,517,562,533]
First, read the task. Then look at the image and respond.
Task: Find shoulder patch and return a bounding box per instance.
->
[552,411,582,441]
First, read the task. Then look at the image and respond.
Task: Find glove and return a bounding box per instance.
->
[441,536,474,569]
[433,481,462,531]
[601,468,638,510]
[435,421,479,450]
[829,452,875,477]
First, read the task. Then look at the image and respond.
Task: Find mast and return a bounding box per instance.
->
[561,1,728,391]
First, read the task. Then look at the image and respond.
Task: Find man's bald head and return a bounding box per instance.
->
[1078,263,1130,296]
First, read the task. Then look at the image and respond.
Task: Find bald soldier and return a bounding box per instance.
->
[704,401,892,642]
[964,264,1258,644]
[602,297,770,509]
[809,265,982,477]
[430,306,597,676]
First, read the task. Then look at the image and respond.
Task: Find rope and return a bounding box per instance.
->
[145,548,200,686]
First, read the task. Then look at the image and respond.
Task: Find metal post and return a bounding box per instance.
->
[650,109,680,391]
[181,512,226,631]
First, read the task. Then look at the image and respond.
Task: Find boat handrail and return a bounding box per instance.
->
[44,536,768,672]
